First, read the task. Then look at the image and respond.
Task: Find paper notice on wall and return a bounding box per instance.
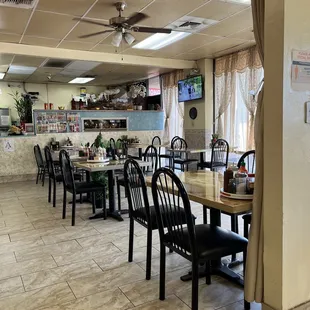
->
[292,50,310,91]
[3,139,14,152]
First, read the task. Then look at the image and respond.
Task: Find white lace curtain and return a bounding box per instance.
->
[215,46,263,151]
[161,70,185,143]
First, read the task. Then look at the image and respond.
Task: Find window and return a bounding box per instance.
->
[148,76,161,96]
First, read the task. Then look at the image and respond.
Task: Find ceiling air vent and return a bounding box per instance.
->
[42,59,72,69]
[0,0,38,9]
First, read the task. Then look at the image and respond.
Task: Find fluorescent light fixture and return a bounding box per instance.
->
[69,77,95,84]
[0,73,5,80]
[133,31,191,50]
[124,32,135,45]
[8,65,37,75]
[112,31,123,47]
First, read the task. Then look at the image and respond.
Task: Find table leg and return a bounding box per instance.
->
[89,170,124,221]
[180,206,244,287]
[139,148,142,160]
[199,152,204,170]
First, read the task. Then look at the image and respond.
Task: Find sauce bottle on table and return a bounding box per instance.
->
[235,161,248,195]
[224,167,234,192]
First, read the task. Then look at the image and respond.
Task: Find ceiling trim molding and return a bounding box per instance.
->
[0,42,195,69]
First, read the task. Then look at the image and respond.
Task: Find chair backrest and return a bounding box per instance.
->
[152,136,161,155]
[210,139,229,170]
[238,150,256,174]
[170,136,179,148]
[151,168,196,259]
[124,159,151,226]
[34,144,44,167]
[59,150,75,191]
[44,146,56,178]
[172,137,187,150]
[143,145,158,173]
[109,138,116,149]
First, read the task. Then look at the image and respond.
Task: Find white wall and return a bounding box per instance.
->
[0,82,106,121]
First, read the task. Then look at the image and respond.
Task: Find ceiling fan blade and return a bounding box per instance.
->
[126,12,149,26]
[133,27,172,34]
[73,18,112,28]
[79,30,114,39]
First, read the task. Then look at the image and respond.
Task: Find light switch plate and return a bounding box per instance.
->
[305,101,310,123]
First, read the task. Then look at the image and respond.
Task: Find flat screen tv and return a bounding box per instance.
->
[178,75,203,102]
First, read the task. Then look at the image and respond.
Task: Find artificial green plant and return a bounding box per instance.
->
[10,91,34,123]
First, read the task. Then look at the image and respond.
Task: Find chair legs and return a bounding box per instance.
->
[128,218,134,263]
[117,181,121,212]
[36,169,40,184]
[41,167,45,187]
[102,190,107,220]
[159,244,166,301]
[205,261,211,285]
[92,192,96,214]
[48,177,52,203]
[203,206,208,224]
[243,249,251,310]
[53,179,56,208]
[231,215,239,262]
[62,189,67,219]
[191,260,199,310]
[146,228,152,280]
[71,193,76,226]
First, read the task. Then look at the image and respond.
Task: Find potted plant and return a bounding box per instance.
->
[130,84,146,110]
[10,91,34,128]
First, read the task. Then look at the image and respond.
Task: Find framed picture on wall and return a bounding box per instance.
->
[25,123,34,134]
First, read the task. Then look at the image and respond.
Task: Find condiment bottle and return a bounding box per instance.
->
[230,163,239,177]
[224,167,233,192]
[235,162,248,195]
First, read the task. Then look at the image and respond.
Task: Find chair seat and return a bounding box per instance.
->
[55,173,82,183]
[133,205,195,230]
[198,161,226,169]
[68,181,105,194]
[164,224,247,260]
[174,158,198,165]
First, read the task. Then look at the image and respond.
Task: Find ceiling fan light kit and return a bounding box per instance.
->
[76,1,172,48]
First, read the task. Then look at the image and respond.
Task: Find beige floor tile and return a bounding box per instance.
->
[68,263,145,298]
[53,242,121,266]
[0,276,24,298]
[0,252,16,265]
[0,282,75,310]
[0,222,34,236]
[175,280,244,309]
[138,253,191,277]
[42,227,100,244]
[40,288,133,310]
[9,226,67,242]
[15,240,82,262]
[0,256,57,280]
[0,206,25,216]
[32,217,85,229]
[76,230,130,248]
[0,238,44,255]
[132,295,190,310]
[0,234,10,244]
[112,234,160,252]
[22,260,103,291]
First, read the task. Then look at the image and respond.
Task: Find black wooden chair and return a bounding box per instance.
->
[151,168,249,310]
[159,136,179,168]
[117,145,158,212]
[44,146,82,208]
[172,137,198,171]
[59,150,106,226]
[34,144,46,186]
[198,139,229,171]
[124,158,194,280]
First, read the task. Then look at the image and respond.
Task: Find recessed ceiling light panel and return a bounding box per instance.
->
[69,77,95,84]
[0,73,5,80]
[133,31,191,50]
[8,65,37,75]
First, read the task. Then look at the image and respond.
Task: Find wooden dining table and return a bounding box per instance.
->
[145,170,252,286]
[127,143,170,159]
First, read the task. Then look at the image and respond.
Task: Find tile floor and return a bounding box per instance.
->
[0,180,261,310]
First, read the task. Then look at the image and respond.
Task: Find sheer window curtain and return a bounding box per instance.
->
[161,70,185,143]
[215,47,263,151]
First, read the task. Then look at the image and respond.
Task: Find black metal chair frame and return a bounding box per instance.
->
[151,168,249,310]
[172,137,198,171]
[117,145,158,213]
[34,144,46,186]
[59,150,106,226]
[159,136,179,168]
[238,150,256,173]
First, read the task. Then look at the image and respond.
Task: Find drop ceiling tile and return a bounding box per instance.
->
[12,55,46,67]
[58,40,96,51]
[150,34,219,58]
[190,37,247,55]
[86,0,154,20]
[60,69,87,77]
[191,0,249,21]
[174,52,213,60]
[21,36,60,47]
[0,33,21,43]
[201,7,253,36]
[0,7,31,34]
[0,54,14,66]
[37,0,96,17]
[140,0,207,28]
[4,73,29,82]
[66,60,100,71]
[0,65,9,72]
[91,44,121,53]
[65,22,112,43]
[87,62,121,74]
[228,27,254,41]
[25,11,78,39]
[122,48,154,57]
[35,67,63,74]
[214,40,255,57]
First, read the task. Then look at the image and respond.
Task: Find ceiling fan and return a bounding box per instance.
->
[75,1,172,47]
